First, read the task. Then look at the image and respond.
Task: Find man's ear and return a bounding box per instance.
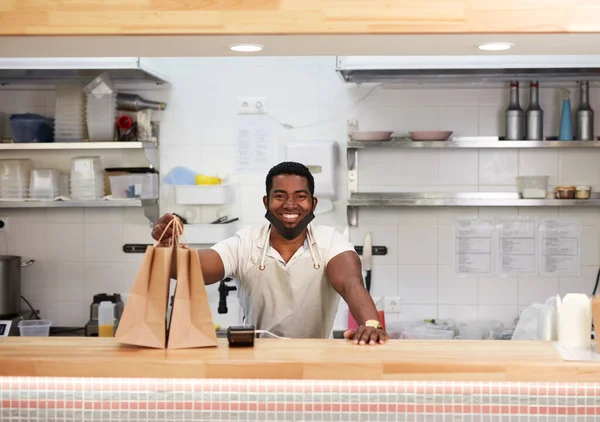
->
[312,197,318,210]
[263,195,268,209]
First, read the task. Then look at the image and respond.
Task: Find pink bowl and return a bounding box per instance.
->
[350,131,393,142]
[409,131,453,141]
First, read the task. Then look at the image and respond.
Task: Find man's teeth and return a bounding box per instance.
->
[282,214,300,220]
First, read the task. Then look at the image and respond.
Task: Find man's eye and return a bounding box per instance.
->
[275,195,285,200]
[297,195,307,200]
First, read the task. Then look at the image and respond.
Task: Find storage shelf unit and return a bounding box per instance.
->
[345,120,600,226]
[0,58,168,225]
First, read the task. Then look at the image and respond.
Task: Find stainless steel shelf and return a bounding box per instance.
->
[336,56,600,85]
[0,199,153,208]
[0,58,169,85]
[348,192,600,207]
[0,141,157,150]
[347,139,600,149]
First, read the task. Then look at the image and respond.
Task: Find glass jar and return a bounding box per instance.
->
[556,186,576,199]
[575,186,591,199]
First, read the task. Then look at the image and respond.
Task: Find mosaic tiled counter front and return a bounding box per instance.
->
[1,338,599,421]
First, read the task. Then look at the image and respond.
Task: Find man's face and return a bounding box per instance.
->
[263,174,317,228]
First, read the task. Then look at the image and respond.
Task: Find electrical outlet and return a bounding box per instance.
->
[0,217,8,233]
[384,296,402,313]
[237,97,267,115]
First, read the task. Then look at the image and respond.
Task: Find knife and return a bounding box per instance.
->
[363,232,373,293]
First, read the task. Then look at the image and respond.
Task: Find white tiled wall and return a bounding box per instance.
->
[1,56,600,331]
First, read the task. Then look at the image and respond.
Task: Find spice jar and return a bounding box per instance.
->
[575,186,591,199]
[556,186,576,199]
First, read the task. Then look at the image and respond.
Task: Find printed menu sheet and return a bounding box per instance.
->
[498,220,537,275]
[454,219,493,275]
[237,114,274,171]
[539,219,581,276]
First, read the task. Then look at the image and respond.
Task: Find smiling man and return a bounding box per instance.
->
[152,161,388,345]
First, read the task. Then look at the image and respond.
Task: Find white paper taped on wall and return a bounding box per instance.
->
[454,219,493,275]
[237,114,275,171]
[498,219,537,276]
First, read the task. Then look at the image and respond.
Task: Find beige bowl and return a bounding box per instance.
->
[350,131,393,142]
[409,131,453,141]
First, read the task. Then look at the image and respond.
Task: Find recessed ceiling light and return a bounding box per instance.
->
[229,44,264,53]
[478,42,513,51]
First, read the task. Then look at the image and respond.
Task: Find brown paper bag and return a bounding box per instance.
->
[592,296,600,353]
[167,247,218,349]
[114,242,172,348]
[116,218,217,349]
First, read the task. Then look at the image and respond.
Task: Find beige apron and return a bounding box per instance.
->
[236,225,340,339]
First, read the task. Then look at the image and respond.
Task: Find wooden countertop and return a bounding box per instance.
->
[1,338,599,382]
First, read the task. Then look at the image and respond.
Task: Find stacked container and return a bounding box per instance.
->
[70,156,105,200]
[54,83,88,142]
[0,159,32,199]
[29,169,60,199]
[86,94,116,141]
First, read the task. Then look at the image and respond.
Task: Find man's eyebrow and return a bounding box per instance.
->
[272,189,309,193]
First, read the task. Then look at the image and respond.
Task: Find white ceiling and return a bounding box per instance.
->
[1,34,600,57]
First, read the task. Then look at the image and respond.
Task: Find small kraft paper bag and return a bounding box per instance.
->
[116,218,218,349]
[592,295,600,353]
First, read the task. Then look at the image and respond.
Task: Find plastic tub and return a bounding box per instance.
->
[517,176,549,199]
[86,94,116,141]
[0,159,32,183]
[109,174,158,199]
[10,113,54,143]
[30,169,59,199]
[71,156,103,177]
[18,319,52,336]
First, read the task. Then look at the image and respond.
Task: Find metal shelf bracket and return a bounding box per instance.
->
[346,119,360,227]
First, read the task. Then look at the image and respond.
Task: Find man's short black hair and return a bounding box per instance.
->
[265,161,315,197]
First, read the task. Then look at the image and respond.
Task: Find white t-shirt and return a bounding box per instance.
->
[212,224,355,279]
[211,224,356,338]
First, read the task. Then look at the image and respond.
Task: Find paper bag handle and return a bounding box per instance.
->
[172,217,188,247]
[155,216,188,248]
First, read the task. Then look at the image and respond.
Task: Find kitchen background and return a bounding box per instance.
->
[1,56,600,331]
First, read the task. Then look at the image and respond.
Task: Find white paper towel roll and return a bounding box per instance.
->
[557,293,592,349]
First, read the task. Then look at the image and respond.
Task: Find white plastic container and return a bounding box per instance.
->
[517,176,549,199]
[18,319,52,336]
[70,156,105,200]
[0,159,32,199]
[30,169,59,199]
[109,174,158,199]
[557,293,591,350]
[86,94,116,141]
[174,185,232,205]
[98,301,115,337]
[54,83,87,142]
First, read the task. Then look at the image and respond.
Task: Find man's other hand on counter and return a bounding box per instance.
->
[343,326,388,346]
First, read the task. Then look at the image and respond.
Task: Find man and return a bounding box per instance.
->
[153,161,388,345]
